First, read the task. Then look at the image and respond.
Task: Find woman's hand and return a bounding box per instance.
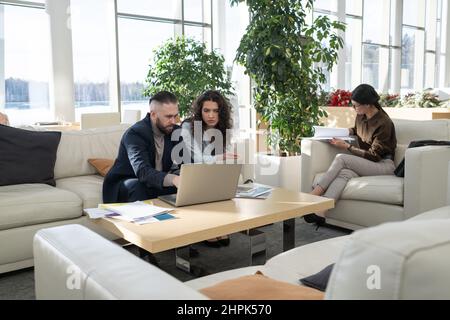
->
[330,138,351,150]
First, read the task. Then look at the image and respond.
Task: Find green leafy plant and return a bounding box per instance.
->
[144,36,233,118]
[230,0,345,155]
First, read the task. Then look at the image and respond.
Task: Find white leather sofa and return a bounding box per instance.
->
[33,206,450,300]
[0,125,130,274]
[301,119,450,230]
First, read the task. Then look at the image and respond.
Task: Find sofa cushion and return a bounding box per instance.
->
[0,184,82,231]
[187,236,349,291]
[264,236,348,284]
[0,125,61,187]
[393,119,449,146]
[326,217,450,299]
[56,175,104,209]
[54,125,129,180]
[314,174,404,205]
[88,159,115,177]
[200,272,324,300]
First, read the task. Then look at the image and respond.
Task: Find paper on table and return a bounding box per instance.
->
[83,208,112,219]
[101,201,173,220]
[134,213,176,225]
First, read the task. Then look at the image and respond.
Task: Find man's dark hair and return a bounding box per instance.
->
[149,91,178,105]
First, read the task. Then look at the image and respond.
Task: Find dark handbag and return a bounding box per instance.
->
[394,140,450,177]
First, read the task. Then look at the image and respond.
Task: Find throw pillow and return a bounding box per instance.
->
[299,264,335,292]
[0,124,61,186]
[200,271,324,300]
[88,158,115,177]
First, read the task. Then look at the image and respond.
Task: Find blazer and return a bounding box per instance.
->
[102,113,181,203]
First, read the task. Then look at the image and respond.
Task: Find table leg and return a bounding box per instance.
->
[244,229,266,266]
[138,247,160,267]
[175,246,205,277]
[283,218,295,252]
[175,246,192,273]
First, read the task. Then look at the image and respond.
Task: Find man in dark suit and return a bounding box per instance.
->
[103,91,182,203]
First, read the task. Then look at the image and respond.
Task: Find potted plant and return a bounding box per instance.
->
[143,36,233,119]
[230,0,345,190]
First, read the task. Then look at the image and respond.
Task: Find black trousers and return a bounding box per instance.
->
[117,178,176,202]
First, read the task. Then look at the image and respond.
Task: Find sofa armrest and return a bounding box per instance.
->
[34,225,208,300]
[300,139,348,193]
[404,146,450,220]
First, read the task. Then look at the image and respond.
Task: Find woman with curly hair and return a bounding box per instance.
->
[181,90,237,247]
[181,90,237,164]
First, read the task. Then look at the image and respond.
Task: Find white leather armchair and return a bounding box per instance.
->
[301,119,450,230]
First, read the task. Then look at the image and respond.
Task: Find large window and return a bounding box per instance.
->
[118,19,175,116]
[116,0,213,116]
[345,16,362,90]
[2,0,450,126]
[71,0,115,120]
[219,1,250,134]
[1,2,51,125]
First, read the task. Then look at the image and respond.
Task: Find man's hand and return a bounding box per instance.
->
[173,175,180,188]
[330,138,351,150]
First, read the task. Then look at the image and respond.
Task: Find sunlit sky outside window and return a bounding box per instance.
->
[4,5,50,82]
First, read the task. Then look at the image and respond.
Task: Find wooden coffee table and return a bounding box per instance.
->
[93,188,334,272]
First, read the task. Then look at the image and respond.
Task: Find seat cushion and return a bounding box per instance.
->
[187,236,349,290]
[263,236,348,284]
[314,173,404,205]
[0,184,82,231]
[56,175,104,209]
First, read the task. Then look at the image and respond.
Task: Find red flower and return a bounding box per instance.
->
[328,89,352,107]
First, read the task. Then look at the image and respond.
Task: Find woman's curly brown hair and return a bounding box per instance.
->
[188,90,233,148]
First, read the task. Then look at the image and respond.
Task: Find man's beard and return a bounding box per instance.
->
[156,117,174,135]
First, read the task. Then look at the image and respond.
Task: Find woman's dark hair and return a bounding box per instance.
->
[188,90,233,148]
[351,84,386,113]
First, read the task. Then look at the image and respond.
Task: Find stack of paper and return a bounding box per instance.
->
[236,184,273,199]
[84,201,175,225]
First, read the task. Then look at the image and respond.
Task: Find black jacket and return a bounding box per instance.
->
[102,113,181,203]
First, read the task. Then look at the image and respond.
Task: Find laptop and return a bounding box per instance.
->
[158,163,242,207]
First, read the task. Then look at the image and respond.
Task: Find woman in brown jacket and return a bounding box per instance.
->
[304,84,397,226]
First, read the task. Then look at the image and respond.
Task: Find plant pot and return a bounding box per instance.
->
[255,153,302,192]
